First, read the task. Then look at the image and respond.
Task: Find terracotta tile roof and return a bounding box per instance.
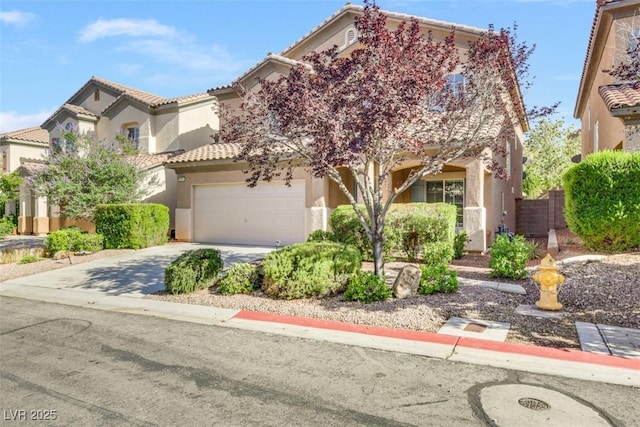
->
[165,143,243,164]
[19,159,46,174]
[0,126,49,145]
[599,83,640,110]
[129,150,185,169]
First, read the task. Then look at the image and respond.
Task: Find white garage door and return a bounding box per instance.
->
[193,181,305,246]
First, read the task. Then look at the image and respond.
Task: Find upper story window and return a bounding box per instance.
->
[448,74,465,98]
[121,122,140,152]
[629,28,639,58]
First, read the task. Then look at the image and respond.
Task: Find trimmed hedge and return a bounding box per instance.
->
[563,150,640,252]
[95,203,169,249]
[45,227,104,255]
[262,241,361,299]
[164,248,223,294]
[329,203,457,261]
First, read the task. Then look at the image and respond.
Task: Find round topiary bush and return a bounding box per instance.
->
[563,150,640,252]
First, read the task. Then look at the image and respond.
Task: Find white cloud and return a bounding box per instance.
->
[79,18,177,43]
[0,111,51,133]
[0,10,36,27]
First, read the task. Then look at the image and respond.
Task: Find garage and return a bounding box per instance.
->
[193,181,306,246]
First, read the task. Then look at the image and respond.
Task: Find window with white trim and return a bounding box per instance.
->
[448,74,465,98]
[122,122,140,150]
[410,179,465,226]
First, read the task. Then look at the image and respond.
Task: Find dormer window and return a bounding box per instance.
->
[345,27,357,47]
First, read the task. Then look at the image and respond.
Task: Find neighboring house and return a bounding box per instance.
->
[575,0,640,155]
[0,127,49,218]
[166,4,527,252]
[16,76,217,235]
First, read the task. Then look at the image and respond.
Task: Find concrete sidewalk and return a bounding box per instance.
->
[1,243,638,387]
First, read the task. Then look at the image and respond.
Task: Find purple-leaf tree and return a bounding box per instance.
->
[221,2,535,277]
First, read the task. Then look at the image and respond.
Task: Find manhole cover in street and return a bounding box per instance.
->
[518,397,550,411]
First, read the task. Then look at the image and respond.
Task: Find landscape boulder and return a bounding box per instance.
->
[392,264,422,299]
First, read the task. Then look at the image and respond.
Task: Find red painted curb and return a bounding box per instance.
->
[234,310,640,371]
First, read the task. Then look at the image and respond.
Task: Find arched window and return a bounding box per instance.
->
[121,122,140,151]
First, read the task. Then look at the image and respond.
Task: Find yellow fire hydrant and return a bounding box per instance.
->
[532,254,565,311]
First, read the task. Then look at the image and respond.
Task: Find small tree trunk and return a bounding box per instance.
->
[372,236,385,278]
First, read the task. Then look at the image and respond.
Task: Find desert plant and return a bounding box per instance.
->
[217,263,260,295]
[419,264,458,295]
[344,271,391,303]
[489,234,533,279]
[45,227,104,255]
[19,255,43,264]
[262,241,361,299]
[453,231,468,259]
[164,248,223,294]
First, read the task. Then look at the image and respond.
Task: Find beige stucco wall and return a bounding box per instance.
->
[74,86,120,116]
[579,12,638,156]
[154,110,180,153]
[4,143,46,172]
[106,104,154,152]
[170,101,219,153]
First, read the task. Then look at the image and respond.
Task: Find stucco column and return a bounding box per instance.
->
[464,159,487,252]
[17,183,31,235]
[49,204,62,232]
[32,196,49,235]
[306,176,330,236]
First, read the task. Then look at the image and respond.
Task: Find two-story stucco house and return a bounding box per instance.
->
[166,4,527,252]
[575,0,640,156]
[0,127,49,217]
[17,76,217,235]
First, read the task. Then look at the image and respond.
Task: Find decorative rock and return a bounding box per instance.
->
[53,250,74,260]
[392,264,421,299]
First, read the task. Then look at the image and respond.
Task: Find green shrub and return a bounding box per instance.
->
[262,241,361,299]
[306,229,336,242]
[45,227,104,255]
[422,241,454,265]
[19,255,43,264]
[329,205,373,259]
[95,203,169,249]
[217,263,260,295]
[453,231,468,259]
[344,271,391,303]
[329,203,457,262]
[0,215,16,239]
[164,249,223,294]
[563,150,640,252]
[419,264,458,295]
[386,204,456,261]
[489,234,533,280]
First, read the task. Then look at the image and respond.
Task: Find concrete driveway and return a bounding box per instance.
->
[4,243,273,297]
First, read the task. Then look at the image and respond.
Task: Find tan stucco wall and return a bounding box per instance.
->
[579,13,637,156]
[75,85,119,116]
[171,101,218,153]
[154,110,180,153]
[4,143,46,172]
[172,164,326,210]
[143,166,178,230]
[106,104,154,152]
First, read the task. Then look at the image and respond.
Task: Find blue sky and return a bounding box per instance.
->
[0,0,596,133]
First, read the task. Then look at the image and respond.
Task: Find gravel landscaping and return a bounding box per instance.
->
[2,230,637,350]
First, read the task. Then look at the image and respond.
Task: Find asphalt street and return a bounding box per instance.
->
[1,297,638,426]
